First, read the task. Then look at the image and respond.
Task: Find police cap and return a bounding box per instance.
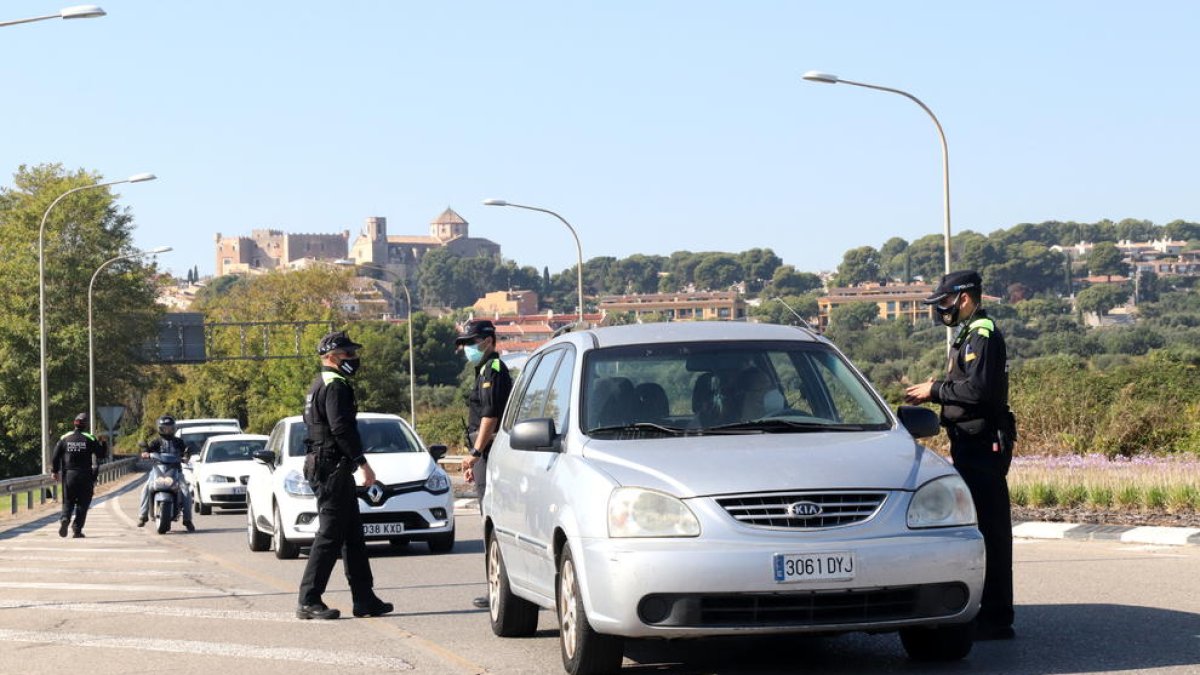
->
[317,330,363,356]
[923,270,983,305]
[455,319,497,345]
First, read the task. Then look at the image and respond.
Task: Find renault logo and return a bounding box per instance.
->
[367,483,385,505]
[787,501,822,518]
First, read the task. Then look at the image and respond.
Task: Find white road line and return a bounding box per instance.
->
[0,555,189,564]
[0,567,210,578]
[0,599,301,622]
[0,582,261,595]
[0,629,413,670]
[0,546,169,553]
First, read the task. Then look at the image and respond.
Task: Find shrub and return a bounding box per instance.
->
[1010,483,1029,507]
[1028,483,1057,508]
[1115,486,1142,509]
[1060,484,1087,508]
[1087,486,1114,509]
[1144,485,1168,510]
[1166,485,1199,513]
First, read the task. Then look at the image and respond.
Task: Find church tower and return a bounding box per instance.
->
[431,207,468,242]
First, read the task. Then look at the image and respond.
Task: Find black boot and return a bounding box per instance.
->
[296,603,340,620]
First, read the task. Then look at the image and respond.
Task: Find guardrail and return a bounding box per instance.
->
[0,456,139,516]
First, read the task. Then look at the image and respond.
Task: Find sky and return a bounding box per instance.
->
[4,1,1200,279]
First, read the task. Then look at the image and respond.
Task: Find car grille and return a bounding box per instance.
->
[637,583,969,628]
[715,491,887,529]
[211,494,246,503]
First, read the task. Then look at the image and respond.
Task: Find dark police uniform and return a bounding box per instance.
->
[465,350,512,498]
[52,417,106,537]
[926,273,1015,634]
[297,333,388,618]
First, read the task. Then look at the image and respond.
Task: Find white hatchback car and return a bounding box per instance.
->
[245,413,454,559]
[482,322,985,674]
[178,423,243,459]
[188,434,268,514]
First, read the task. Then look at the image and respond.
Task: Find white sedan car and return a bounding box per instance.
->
[245,413,454,559]
[188,434,268,515]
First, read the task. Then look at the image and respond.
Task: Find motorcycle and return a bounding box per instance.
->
[147,453,187,534]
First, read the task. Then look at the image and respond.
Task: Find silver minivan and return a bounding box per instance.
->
[481,322,984,674]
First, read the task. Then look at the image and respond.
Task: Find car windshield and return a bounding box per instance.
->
[582,340,890,438]
[180,431,237,456]
[204,439,266,462]
[286,418,422,457]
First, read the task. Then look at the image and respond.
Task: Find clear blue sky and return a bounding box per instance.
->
[5,1,1199,278]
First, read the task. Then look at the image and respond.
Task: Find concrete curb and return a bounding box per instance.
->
[1013,520,1200,546]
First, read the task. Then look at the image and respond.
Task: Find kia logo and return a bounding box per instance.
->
[788,501,822,518]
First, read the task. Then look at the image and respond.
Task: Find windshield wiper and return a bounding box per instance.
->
[705,419,877,433]
[586,422,690,437]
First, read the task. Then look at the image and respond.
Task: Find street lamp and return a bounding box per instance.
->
[483,199,586,326]
[39,172,156,474]
[0,5,106,27]
[802,70,953,347]
[88,246,171,438]
[771,296,814,331]
[335,261,416,428]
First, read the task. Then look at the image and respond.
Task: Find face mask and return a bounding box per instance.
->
[935,293,962,327]
[464,344,484,365]
[338,357,361,376]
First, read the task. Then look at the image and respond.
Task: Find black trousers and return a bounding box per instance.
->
[61,470,95,532]
[952,434,1014,628]
[297,464,375,607]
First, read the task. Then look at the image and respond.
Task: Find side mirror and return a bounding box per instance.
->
[510,418,561,453]
[897,406,941,439]
[427,444,448,461]
[252,449,276,465]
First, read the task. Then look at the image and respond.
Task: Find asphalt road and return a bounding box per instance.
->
[0,474,1196,674]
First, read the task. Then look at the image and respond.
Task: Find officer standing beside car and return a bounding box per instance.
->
[51,413,106,538]
[905,270,1016,641]
[296,330,392,621]
[456,319,513,610]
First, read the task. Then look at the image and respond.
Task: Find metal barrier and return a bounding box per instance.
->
[0,456,139,516]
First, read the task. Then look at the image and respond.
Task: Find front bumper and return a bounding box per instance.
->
[204,483,248,505]
[576,528,984,638]
[280,488,454,543]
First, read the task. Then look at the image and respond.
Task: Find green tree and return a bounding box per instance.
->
[1087,242,1127,280]
[751,294,819,326]
[834,246,881,286]
[1076,283,1129,317]
[692,254,744,291]
[0,164,162,475]
[764,265,823,297]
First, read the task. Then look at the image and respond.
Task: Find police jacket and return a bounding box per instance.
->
[929,309,1009,432]
[304,367,366,468]
[52,430,105,473]
[467,352,512,450]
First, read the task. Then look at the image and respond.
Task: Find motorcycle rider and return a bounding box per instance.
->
[137,414,195,531]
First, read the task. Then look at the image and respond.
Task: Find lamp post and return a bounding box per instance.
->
[39,172,156,474]
[336,261,416,428]
[88,246,171,437]
[802,71,953,347]
[483,199,585,326]
[1,5,105,27]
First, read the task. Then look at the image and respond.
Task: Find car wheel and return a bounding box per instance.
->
[900,622,974,662]
[557,545,623,675]
[246,502,270,552]
[486,530,537,637]
[427,525,455,554]
[272,503,300,559]
[197,490,212,516]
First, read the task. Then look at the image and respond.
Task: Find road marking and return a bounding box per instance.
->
[0,581,260,595]
[1012,522,1078,539]
[0,546,169,554]
[0,567,211,578]
[0,555,189,564]
[0,628,413,670]
[1120,526,1200,547]
[0,599,303,622]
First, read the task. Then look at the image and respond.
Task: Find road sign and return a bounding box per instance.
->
[97,405,125,432]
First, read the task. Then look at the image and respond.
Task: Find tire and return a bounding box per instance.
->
[272,503,300,559]
[156,500,172,534]
[558,546,623,675]
[246,502,270,552]
[900,622,974,662]
[427,525,455,554]
[486,530,538,637]
[197,491,213,516]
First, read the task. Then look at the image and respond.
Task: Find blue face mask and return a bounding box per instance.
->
[465,344,484,364]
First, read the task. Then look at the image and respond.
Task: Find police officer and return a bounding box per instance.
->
[296,330,392,621]
[905,270,1016,641]
[456,319,513,609]
[51,413,106,538]
[137,414,196,532]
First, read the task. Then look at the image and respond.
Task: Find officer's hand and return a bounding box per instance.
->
[462,455,478,471]
[51,472,59,481]
[904,379,934,405]
[140,451,151,460]
[360,462,377,486]
[464,467,475,484]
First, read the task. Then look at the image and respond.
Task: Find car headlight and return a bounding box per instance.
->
[907,475,977,528]
[204,474,235,483]
[424,470,450,493]
[283,470,315,497]
[608,487,700,538]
